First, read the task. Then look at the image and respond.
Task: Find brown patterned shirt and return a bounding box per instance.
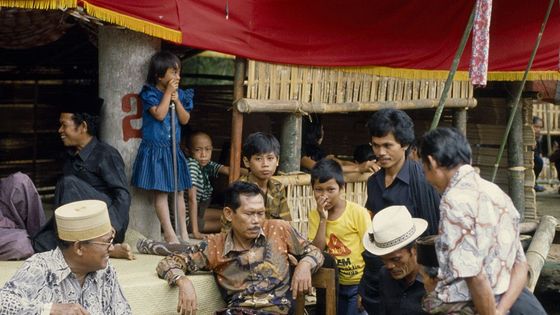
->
[156,219,324,314]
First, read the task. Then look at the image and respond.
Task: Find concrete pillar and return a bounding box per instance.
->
[98,27,161,239]
[279,114,302,173]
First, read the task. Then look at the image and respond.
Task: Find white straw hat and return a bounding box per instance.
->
[363,205,428,256]
[55,200,112,241]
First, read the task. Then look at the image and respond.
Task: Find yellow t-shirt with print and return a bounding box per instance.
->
[308,200,371,285]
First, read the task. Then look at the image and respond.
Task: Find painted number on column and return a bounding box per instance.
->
[122,94,142,141]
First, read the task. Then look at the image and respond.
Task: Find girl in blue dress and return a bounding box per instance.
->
[131,51,193,244]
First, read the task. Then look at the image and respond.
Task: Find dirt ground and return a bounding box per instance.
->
[533,184,560,314]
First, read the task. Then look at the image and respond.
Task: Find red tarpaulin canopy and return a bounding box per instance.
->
[2,0,560,80]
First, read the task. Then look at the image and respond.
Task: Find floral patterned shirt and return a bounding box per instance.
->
[435,165,526,303]
[0,248,131,315]
[157,219,324,314]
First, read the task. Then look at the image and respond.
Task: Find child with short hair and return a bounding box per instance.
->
[308,159,371,315]
[220,132,291,230]
[131,51,193,244]
[185,131,233,238]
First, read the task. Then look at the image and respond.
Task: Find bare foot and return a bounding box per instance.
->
[109,243,136,260]
[165,236,180,244]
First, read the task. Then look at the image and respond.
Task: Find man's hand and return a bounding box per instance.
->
[358,160,380,173]
[291,260,313,299]
[50,303,90,315]
[176,276,197,315]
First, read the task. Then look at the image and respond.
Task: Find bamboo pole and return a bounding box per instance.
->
[526,215,558,292]
[235,98,477,114]
[491,0,556,182]
[430,2,476,130]
[229,57,246,183]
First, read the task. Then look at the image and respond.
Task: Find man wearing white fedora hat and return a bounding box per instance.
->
[418,127,546,315]
[0,200,131,315]
[363,205,429,315]
[360,109,441,314]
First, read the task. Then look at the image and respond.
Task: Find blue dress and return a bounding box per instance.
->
[131,84,193,192]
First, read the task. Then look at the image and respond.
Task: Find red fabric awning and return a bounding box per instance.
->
[2,0,560,80]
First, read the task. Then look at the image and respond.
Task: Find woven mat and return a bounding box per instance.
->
[0,253,226,315]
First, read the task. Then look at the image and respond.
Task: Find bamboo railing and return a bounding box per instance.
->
[246,61,474,106]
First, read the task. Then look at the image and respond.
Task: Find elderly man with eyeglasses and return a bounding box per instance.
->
[0,200,131,315]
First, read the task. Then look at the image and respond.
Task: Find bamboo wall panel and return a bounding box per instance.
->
[247,61,473,104]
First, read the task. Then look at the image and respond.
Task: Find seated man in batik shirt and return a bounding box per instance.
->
[156,181,324,315]
[0,200,131,315]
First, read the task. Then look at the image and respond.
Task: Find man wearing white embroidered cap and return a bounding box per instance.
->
[363,205,429,315]
[0,200,131,315]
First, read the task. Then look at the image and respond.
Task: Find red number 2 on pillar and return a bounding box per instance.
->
[122,94,143,141]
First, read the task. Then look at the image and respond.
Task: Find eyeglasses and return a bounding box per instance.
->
[87,233,115,251]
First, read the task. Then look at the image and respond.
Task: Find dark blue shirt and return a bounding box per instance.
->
[365,159,440,235]
[379,268,427,315]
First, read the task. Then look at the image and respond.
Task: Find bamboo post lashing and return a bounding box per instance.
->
[229,57,246,183]
[430,2,476,130]
[235,98,477,114]
[526,215,558,292]
[491,0,556,182]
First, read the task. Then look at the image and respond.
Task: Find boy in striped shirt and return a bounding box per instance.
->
[185,131,232,238]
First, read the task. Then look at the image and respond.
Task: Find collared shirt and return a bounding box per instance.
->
[156,219,324,314]
[0,248,131,315]
[435,164,526,303]
[187,157,223,202]
[239,174,292,221]
[62,137,130,242]
[365,159,440,235]
[379,267,427,315]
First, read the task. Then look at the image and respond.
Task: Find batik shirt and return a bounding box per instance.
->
[0,248,131,315]
[157,219,324,314]
[435,164,526,303]
[239,174,291,221]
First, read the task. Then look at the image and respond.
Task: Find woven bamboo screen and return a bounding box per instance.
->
[273,172,371,238]
[247,61,473,103]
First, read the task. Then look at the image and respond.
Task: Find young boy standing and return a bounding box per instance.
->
[185,131,231,238]
[308,159,371,315]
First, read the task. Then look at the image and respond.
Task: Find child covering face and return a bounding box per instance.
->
[131,51,194,244]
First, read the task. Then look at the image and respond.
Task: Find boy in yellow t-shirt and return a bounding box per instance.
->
[308,159,371,315]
